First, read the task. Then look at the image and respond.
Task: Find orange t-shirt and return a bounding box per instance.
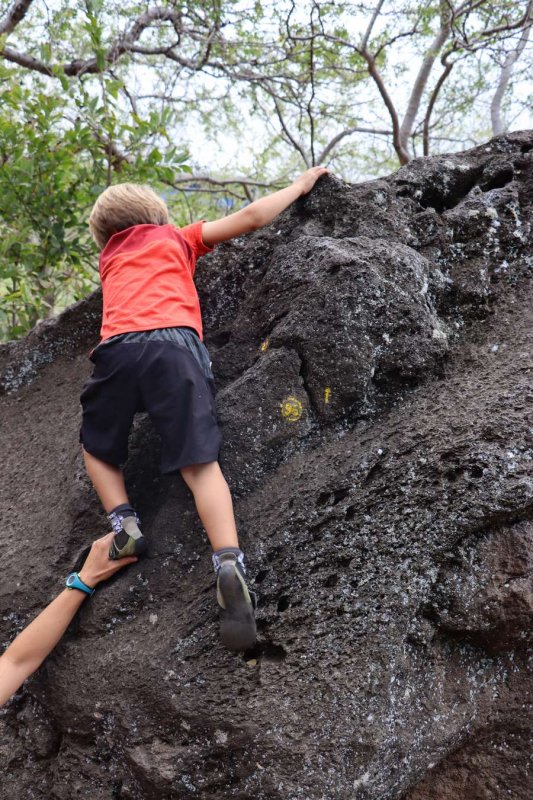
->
[98,222,213,342]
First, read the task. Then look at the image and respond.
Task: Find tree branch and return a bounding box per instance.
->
[306,2,318,165]
[399,9,452,152]
[0,0,34,37]
[361,0,387,51]
[172,175,284,189]
[422,56,455,155]
[479,0,533,37]
[323,31,408,164]
[0,6,189,77]
[0,45,53,75]
[491,1,533,133]
[272,94,310,166]
[167,174,287,202]
[317,126,393,164]
[363,51,409,164]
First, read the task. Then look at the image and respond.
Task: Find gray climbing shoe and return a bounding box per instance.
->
[216,554,257,651]
[108,515,147,560]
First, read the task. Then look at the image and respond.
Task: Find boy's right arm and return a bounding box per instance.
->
[202,166,328,248]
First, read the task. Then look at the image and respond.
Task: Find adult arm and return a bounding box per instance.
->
[0,533,137,707]
[202,166,329,247]
[0,589,86,704]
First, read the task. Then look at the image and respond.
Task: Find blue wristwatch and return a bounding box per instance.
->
[66,572,95,596]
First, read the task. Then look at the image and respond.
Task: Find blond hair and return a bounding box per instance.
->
[89,183,170,249]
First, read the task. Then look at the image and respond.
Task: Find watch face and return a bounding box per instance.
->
[66,573,76,587]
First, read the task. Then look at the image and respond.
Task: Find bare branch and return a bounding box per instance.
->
[364,51,409,165]
[317,126,393,164]
[321,30,407,163]
[399,6,452,154]
[169,184,248,201]
[0,5,193,77]
[491,2,533,133]
[166,173,287,202]
[0,0,34,36]
[422,57,454,155]
[307,2,318,165]
[117,78,139,117]
[479,0,533,37]
[171,175,284,189]
[272,94,310,166]
[0,45,53,75]
[373,26,424,61]
[361,0,387,51]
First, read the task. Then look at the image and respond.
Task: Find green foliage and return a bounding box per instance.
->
[0,75,92,338]
[0,64,188,341]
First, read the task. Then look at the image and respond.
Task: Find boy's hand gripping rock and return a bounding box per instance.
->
[293,165,330,195]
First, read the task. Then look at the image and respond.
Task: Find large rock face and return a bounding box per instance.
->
[0,132,532,799]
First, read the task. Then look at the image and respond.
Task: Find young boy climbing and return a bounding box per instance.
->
[80,165,328,651]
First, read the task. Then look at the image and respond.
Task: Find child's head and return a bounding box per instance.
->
[89,183,170,249]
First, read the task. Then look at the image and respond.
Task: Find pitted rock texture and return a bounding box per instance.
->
[427,520,533,653]
[0,131,532,799]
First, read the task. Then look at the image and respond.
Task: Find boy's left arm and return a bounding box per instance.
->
[202,166,328,248]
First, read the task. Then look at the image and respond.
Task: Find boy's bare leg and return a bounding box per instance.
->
[82,447,146,559]
[181,460,255,651]
[82,447,130,512]
[180,461,239,551]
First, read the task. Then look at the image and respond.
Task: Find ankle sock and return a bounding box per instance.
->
[212,547,246,576]
[109,503,138,519]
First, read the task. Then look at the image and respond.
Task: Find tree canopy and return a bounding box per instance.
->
[0,0,531,339]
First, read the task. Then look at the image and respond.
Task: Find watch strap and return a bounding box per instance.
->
[66,572,95,596]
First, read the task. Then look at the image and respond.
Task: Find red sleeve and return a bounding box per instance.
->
[178,221,214,259]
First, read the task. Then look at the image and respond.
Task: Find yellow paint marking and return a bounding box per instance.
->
[260,338,270,353]
[324,387,332,404]
[279,396,303,422]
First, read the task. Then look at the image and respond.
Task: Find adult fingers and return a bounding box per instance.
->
[103,556,139,578]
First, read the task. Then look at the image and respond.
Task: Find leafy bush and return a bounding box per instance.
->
[0,66,188,341]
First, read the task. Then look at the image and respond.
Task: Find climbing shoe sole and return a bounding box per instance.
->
[217,562,257,651]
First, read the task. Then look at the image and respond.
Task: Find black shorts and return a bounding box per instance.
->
[79,334,221,473]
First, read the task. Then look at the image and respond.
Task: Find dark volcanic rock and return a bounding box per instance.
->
[1,131,532,799]
[427,520,533,653]
[404,719,532,800]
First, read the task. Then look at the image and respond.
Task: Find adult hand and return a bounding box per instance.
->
[78,533,138,588]
[293,166,330,195]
